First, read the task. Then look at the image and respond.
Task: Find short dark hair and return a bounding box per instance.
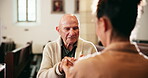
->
[97,0,141,37]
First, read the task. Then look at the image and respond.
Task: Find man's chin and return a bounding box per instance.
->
[67,40,77,44]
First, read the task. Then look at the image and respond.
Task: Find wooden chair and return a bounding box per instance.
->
[135,43,148,56]
[0,63,6,78]
[0,41,15,63]
[4,42,32,78]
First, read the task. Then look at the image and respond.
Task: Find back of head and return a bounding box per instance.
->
[96,0,141,37]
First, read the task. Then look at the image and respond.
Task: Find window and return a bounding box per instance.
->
[17,0,37,22]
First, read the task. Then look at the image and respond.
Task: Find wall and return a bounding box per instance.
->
[0,0,79,53]
[0,0,148,53]
[79,0,98,44]
[135,4,148,40]
[130,3,148,41]
[0,0,2,43]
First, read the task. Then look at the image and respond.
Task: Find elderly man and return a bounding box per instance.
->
[62,0,148,78]
[37,14,97,78]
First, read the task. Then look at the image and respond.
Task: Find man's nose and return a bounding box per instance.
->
[69,29,75,35]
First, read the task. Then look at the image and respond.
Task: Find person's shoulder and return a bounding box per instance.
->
[44,39,59,48]
[79,52,101,61]
[46,40,56,45]
[79,38,92,43]
[70,52,103,76]
[45,41,55,47]
[75,52,101,66]
[79,38,95,46]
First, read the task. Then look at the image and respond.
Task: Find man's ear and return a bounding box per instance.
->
[56,26,59,32]
[99,17,107,32]
[101,16,111,32]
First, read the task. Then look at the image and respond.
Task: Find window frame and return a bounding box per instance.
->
[17,0,37,22]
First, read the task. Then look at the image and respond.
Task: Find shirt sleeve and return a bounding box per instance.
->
[56,62,63,75]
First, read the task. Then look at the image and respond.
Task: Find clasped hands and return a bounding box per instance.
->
[59,55,84,76]
[59,57,76,74]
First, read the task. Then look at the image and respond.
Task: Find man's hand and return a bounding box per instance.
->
[62,57,76,78]
[80,54,84,57]
[58,57,76,73]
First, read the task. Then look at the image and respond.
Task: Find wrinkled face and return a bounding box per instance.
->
[57,16,79,45]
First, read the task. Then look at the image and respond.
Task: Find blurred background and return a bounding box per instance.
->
[0,0,148,78]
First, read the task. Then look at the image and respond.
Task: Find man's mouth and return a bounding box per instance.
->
[68,36,76,39]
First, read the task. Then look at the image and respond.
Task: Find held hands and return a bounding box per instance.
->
[59,57,77,73]
[62,55,84,78]
[58,55,84,74]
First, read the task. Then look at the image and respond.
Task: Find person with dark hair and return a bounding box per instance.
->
[62,0,148,78]
[37,14,97,78]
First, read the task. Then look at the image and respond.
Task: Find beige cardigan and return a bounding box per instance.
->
[37,37,97,78]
